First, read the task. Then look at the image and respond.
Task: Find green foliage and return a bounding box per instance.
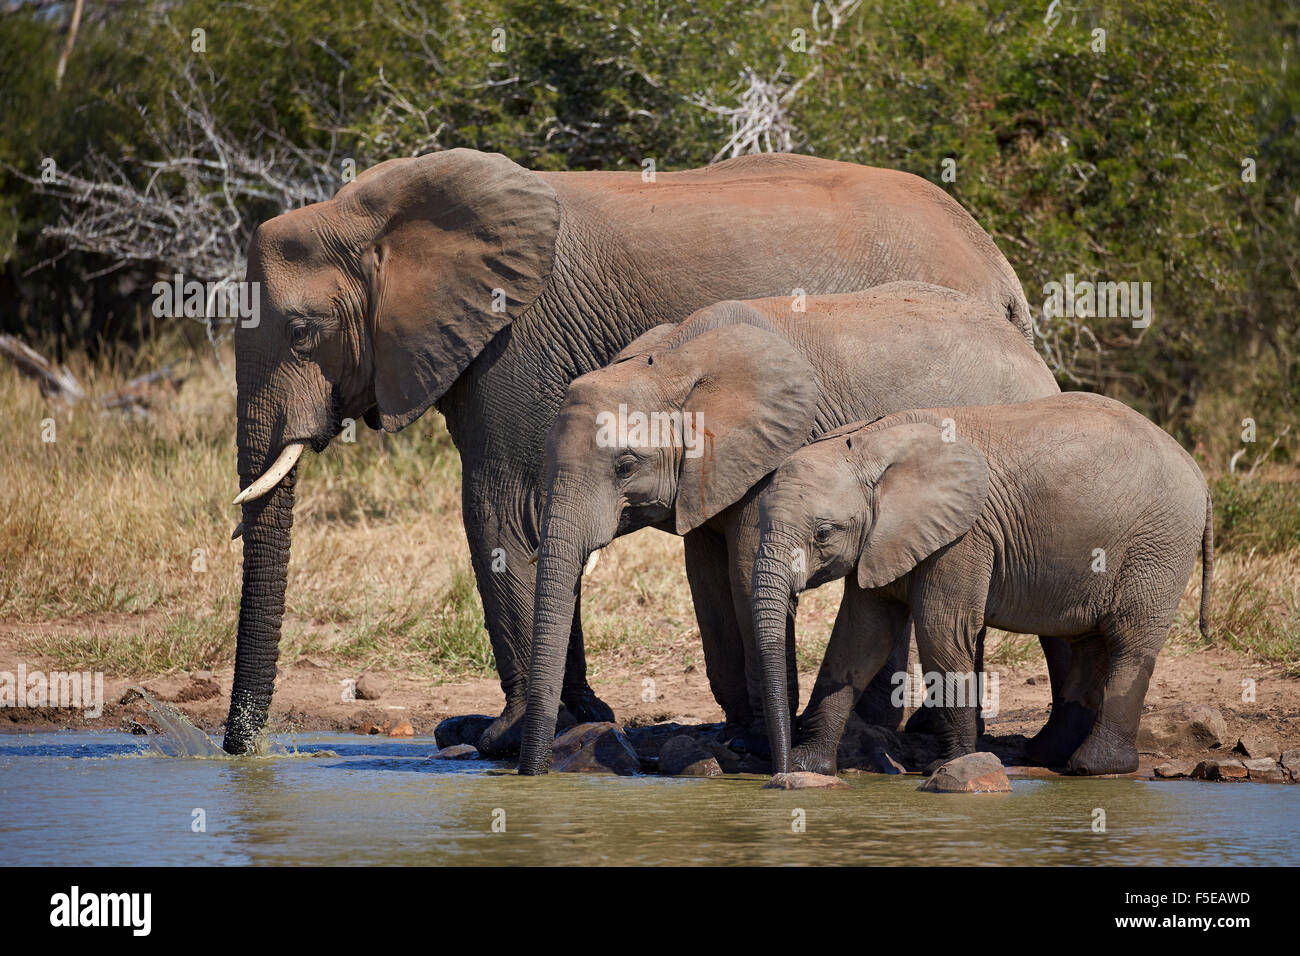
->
[1212,476,1300,555]
[0,0,1294,449]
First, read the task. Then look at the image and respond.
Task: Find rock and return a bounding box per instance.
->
[1191,758,1249,781]
[1153,758,1198,779]
[1241,757,1285,783]
[550,722,640,775]
[1137,704,1228,755]
[699,740,745,774]
[918,752,1011,793]
[434,714,494,749]
[1234,733,1279,759]
[857,748,906,775]
[1281,749,1300,773]
[764,772,848,790]
[354,674,384,701]
[388,720,415,737]
[657,735,723,777]
[623,722,697,760]
[310,749,339,758]
[357,721,382,735]
[428,743,479,760]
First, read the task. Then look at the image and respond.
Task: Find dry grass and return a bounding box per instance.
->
[1,347,1295,683]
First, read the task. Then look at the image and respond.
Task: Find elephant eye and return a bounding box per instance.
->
[288,320,312,351]
[616,454,638,479]
[814,522,834,543]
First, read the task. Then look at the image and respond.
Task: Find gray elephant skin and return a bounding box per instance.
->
[751,393,1214,777]
[517,282,1060,774]
[224,146,1038,756]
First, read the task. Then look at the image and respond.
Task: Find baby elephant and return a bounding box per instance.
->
[752,392,1213,777]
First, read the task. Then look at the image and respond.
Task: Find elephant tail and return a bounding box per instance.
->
[1199,491,1214,640]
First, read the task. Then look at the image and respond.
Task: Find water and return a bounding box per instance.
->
[1,730,1297,865]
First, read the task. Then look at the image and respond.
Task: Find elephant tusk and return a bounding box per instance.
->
[527,548,539,565]
[231,522,245,540]
[233,442,305,505]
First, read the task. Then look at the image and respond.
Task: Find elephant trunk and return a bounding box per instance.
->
[751,535,800,775]
[223,391,297,755]
[517,487,612,775]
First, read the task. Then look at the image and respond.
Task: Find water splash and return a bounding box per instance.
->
[121,686,227,758]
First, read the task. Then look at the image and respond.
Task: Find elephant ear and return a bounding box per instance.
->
[854,421,990,590]
[343,149,561,431]
[654,319,820,534]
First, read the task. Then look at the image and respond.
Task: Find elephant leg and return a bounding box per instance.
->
[912,603,985,764]
[854,616,910,730]
[683,526,752,728]
[1026,634,1076,753]
[1026,633,1105,767]
[904,625,990,737]
[796,582,910,774]
[560,585,615,724]
[1067,620,1166,775]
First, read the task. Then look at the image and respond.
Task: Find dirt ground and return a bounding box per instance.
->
[3,622,1298,758]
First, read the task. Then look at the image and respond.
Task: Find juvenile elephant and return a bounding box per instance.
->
[751,393,1214,777]
[223,147,1043,756]
[516,282,1060,774]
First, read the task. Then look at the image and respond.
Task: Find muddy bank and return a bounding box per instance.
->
[3,637,1298,783]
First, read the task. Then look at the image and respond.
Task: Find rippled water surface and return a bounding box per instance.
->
[1,731,1296,866]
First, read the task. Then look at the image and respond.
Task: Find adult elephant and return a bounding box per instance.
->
[222,147,1037,756]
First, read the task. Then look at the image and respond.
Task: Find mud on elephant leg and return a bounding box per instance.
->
[796,585,911,774]
[1025,634,1080,759]
[1067,625,1163,775]
[1026,632,1104,767]
[903,625,994,738]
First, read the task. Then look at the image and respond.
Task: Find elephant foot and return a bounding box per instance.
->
[476,702,525,756]
[723,725,771,758]
[1026,700,1095,767]
[1065,725,1138,776]
[905,705,986,738]
[561,685,616,725]
[791,744,836,776]
[478,699,582,757]
[903,706,942,735]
